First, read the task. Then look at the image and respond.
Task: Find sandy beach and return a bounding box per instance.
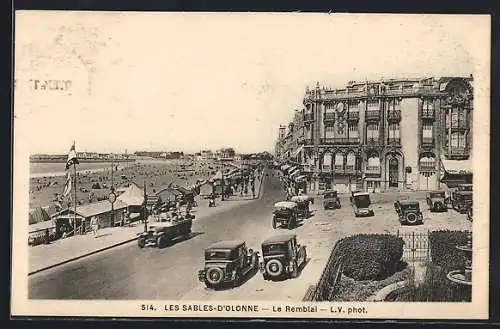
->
[29,159,240,210]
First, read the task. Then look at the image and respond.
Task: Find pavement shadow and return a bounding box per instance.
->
[158,231,205,249]
[210,266,260,291]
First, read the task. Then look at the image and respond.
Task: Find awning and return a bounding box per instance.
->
[291,145,304,157]
[440,155,472,175]
[281,165,291,171]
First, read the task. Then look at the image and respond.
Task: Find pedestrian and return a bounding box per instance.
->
[80,218,86,235]
[91,216,99,238]
[251,184,255,199]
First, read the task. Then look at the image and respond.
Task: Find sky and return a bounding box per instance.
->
[14,12,488,155]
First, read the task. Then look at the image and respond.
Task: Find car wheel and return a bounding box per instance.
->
[290,260,299,278]
[288,217,295,230]
[137,237,146,248]
[157,236,166,248]
[205,267,224,286]
[337,202,341,209]
[406,212,418,225]
[266,259,283,277]
[272,217,277,229]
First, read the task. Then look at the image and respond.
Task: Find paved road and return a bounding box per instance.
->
[28,170,290,299]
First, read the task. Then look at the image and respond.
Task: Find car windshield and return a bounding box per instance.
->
[205,249,233,260]
[262,243,288,256]
[354,195,370,208]
[430,192,445,198]
[324,193,336,198]
[404,204,419,210]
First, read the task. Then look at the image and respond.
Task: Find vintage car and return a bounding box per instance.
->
[323,190,341,210]
[290,195,310,218]
[426,190,448,212]
[451,190,473,214]
[394,200,424,225]
[260,233,307,280]
[272,201,299,229]
[137,215,193,248]
[350,191,374,217]
[198,240,259,289]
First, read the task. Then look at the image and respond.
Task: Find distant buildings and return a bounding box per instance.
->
[275,76,473,193]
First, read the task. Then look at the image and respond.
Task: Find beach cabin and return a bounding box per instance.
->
[52,199,128,232]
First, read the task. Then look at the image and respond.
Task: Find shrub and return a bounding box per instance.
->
[429,230,468,274]
[337,234,405,281]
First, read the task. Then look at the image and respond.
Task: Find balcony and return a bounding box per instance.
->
[387,138,401,146]
[347,111,359,121]
[324,112,336,122]
[366,110,380,121]
[447,147,470,159]
[302,138,314,145]
[322,165,331,173]
[365,166,381,175]
[304,113,314,123]
[419,163,436,172]
[421,109,435,120]
[366,137,381,146]
[421,137,435,148]
[345,165,356,175]
[387,110,401,122]
[333,165,344,174]
[451,121,469,130]
[331,137,360,145]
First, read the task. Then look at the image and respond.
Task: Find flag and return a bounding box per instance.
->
[62,171,72,197]
[66,142,79,170]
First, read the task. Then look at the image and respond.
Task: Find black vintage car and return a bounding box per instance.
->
[260,233,307,280]
[137,215,192,248]
[323,190,341,210]
[350,191,374,217]
[272,201,299,230]
[451,191,473,214]
[394,200,424,225]
[198,240,259,289]
[426,190,447,212]
[290,195,311,218]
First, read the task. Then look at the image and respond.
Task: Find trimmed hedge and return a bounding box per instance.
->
[337,234,405,281]
[429,230,468,274]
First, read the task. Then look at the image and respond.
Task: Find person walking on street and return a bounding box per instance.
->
[91,216,99,238]
[80,218,86,235]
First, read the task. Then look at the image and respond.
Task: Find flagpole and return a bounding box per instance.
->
[73,161,77,235]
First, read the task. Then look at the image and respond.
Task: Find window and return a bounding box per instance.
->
[323,153,332,169]
[325,103,335,111]
[367,156,380,172]
[305,127,313,139]
[325,125,335,138]
[348,123,359,138]
[423,99,433,111]
[450,132,459,147]
[451,108,459,127]
[367,100,379,111]
[334,153,344,169]
[346,153,356,170]
[422,122,433,139]
[367,123,379,139]
[388,99,400,111]
[349,101,359,112]
[388,123,400,139]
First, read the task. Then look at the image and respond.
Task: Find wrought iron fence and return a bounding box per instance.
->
[397,230,430,263]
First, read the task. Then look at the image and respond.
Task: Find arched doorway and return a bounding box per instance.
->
[389,158,399,188]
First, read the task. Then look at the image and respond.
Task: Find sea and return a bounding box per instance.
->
[29,158,185,178]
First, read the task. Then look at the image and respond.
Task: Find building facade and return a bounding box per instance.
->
[275,76,473,193]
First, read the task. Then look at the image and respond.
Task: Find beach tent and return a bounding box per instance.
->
[29,207,51,225]
[117,183,145,207]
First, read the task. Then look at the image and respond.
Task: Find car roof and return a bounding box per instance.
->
[291,195,309,201]
[353,191,370,196]
[274,201,297,208]
[262,233,296,245]
[207,240,245,250]
[397,200,420,205]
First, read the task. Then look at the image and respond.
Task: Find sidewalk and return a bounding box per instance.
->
[28,178,264,275]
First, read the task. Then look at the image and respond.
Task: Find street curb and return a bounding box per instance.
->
[28,236,139,276]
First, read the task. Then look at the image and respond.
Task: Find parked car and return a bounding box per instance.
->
[198,240,259,289]
[447,183,473,205]
[394,200,424,225]
[272,201,299,229]
[323,190,341,210]
[137,215,192,248]
[426,190,448,212]
[260,233,307,280]
[451,190,473,214]
[290,195,310,218]
[350,191,374,217]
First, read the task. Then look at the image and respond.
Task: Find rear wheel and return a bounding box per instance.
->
[272,216,277,229]
[406,212,418,225]
[157,236,166,248]
[266,259,283,278]
[205,267,224,287]
[137,237,146,248]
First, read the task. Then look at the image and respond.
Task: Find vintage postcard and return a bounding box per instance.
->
[11,11,490,319]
